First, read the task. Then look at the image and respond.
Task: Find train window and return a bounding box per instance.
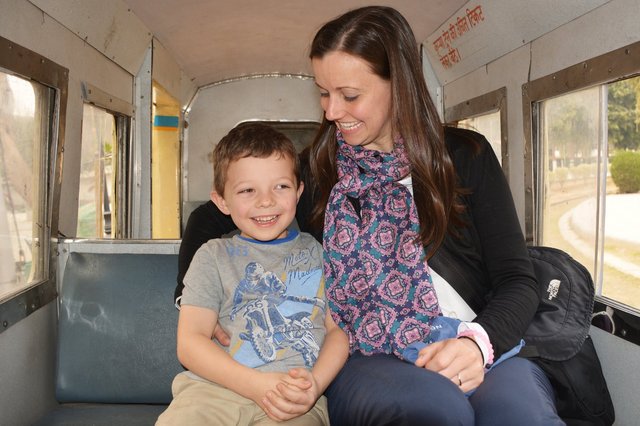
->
[524,41,640,314]
[0,35,65,327]
[77,104,118,238]
[78,83,132,239]
[458,111,502,164]
[445,87,508,176]
[0,72,51,301]
[225,121,319,153]
[257,121,320,153]
[538,78,640,310]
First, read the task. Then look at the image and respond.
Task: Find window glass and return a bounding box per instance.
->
[77,104,117,238]
[539,76,640,310]
[603,76,640,307]
[0,72,50,300]
[458,110,502,164]
[267,121,320,153]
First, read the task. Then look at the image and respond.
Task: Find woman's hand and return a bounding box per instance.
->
[414,337,484,393]
[261,368,320,421]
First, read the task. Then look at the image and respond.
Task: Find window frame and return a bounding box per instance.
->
[445,87,509,179]
[80,82,133,239]
[522,40,640,315]
[0,35,68,333]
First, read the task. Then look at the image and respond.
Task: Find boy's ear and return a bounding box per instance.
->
[210,190,230,215]
[296,180,304,203]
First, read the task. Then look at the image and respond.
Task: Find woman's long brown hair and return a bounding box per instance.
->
[308,6,464,257]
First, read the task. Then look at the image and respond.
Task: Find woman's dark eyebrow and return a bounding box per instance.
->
[314,81,359,91]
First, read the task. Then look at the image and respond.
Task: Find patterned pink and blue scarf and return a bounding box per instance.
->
[323,133,441,357]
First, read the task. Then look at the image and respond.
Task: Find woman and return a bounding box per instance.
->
[177,6,563,425]
[304,7,562,425]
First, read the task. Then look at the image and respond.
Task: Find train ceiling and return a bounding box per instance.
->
[121,0,467,87]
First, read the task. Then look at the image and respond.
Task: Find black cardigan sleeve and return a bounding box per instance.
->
[432,127,540,358]
[175,200,236,302]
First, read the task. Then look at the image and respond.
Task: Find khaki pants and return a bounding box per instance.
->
[156,373,330,426]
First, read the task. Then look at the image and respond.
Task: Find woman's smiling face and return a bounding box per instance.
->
[312,51,394,153]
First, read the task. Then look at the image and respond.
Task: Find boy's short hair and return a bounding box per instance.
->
[212,122,300,194]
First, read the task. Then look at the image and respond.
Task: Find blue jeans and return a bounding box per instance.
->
[325,353,564,426]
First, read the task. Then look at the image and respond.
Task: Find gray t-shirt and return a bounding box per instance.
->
[182,230,326,374]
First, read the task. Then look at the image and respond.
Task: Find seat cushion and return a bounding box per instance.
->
[56,252,183,403]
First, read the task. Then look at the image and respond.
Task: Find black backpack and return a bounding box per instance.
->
[520,246,615,426]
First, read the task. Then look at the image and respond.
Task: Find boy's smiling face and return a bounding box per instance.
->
[211,153,303,241]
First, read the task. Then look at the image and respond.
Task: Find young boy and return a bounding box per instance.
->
[157,123,348,425]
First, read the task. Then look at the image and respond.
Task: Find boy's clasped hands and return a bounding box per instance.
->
[258,368,320,422]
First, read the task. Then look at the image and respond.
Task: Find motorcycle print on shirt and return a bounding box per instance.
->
[229,261,325,368]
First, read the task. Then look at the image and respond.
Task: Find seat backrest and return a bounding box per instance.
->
[56,252,182,403]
